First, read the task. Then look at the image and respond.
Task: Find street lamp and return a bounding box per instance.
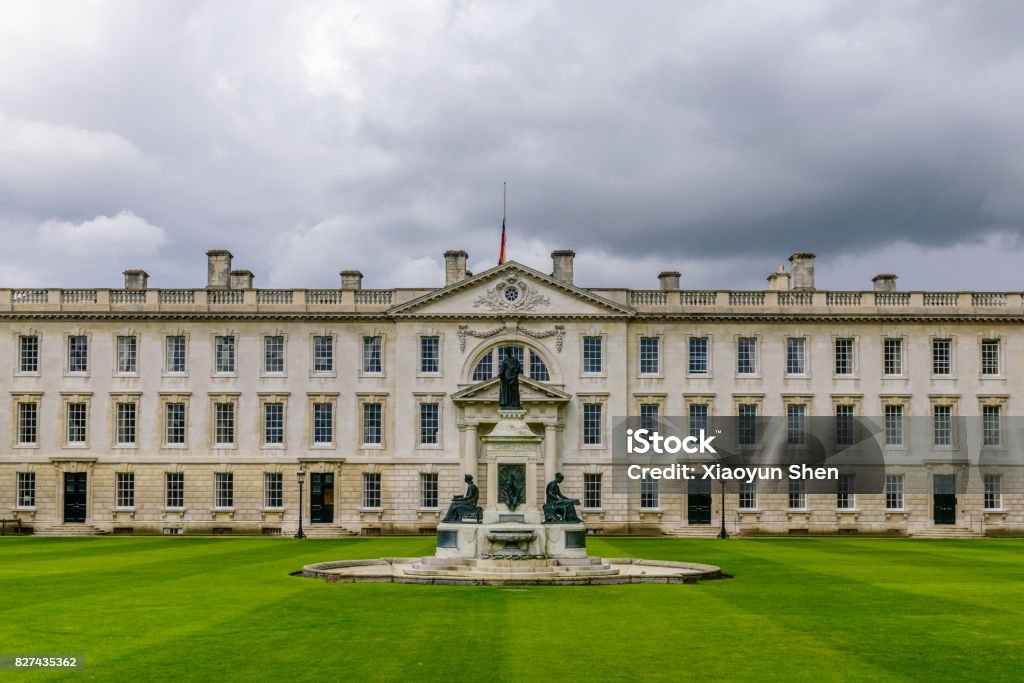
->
[718,479,729,539]
[295,467,306,539]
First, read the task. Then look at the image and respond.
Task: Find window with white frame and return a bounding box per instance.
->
[981,339,1000,376]
[883,338,903,375]
[884,404,904,446]
[66,402,87,444]
[835,404,855,447]
[264,473,283,508]
[786,404,806,446]
[582,336,603,373]
[419,403,439,445]
[529,351,550,381]
[264,335,285,374]
[584,473,602,509]
[165,402,186,445]
[834,338,854,376]
[263,403,284,445]
[885,474,904,510]
[788,478,806,510]
[739,481,757,509]
[639,403,660,432]
[738,403,758,446]
[19,335,39,373]
[689,403,709,439]
[17,402,38,445]
[214,336,235,373]
[117,335,137,374]
[313,335,334,373]
[214,402,235,445]
[362,336,382,374]
[363,473,382,508]
[420,472,438,508]
[116,472,135,508]
[982,405,1001,447]
[215,472,233,508]
[836,474,854,510]
[933,405,952,447]
[313,402,333,444]
[737,337,756,375]
[115,402,137,446]
[166,335,186,373]
[68,335,88,373]
[932,338,952,376]
[165,472,184,508]
[786,338,805,375]
[362,403,383,445]
[639,337,660,374]
[16,472,35,508]
[983,474,1002,510]
[420,336,440,373]
[583,403,602,445]
[640,476,659,509]
[688,337,709,374]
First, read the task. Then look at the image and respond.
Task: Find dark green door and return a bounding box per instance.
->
[310,473,334,524]
[63,472,87,523]
[933,474,956,525]
[687,479,712,525]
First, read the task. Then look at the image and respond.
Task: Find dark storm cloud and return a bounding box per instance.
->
[0,1,1022,290]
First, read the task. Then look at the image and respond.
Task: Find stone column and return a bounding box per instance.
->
[544,424,559,484]
[463,425,478,479]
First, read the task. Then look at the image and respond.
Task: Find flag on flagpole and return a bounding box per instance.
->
[498,216,506,265]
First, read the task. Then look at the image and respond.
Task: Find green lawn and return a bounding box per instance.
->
[0,537,1021,682]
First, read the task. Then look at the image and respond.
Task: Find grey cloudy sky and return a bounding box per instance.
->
[1,1,1023,292]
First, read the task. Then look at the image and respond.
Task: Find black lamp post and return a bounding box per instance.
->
[295,467,306,539]
[718,479,729,539]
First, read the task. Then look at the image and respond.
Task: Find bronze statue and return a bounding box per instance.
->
[543,472,581,523]
[498,348,522,409]
[442,474,482,523]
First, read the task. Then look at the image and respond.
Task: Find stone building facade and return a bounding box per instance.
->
[0,249,1021,537]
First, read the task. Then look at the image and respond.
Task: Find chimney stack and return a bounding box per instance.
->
[872,273,898,292]
[340,270,363,290]
[551,250,575,285]
[767,265,791,291]
[658,271,681,291]
[123,269,149,290]
[444,250,469,286]
[788,252,816,290]
[206,249,233,289]
[230,269,254,289]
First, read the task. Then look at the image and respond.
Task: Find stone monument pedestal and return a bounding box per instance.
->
[435,408,586,561]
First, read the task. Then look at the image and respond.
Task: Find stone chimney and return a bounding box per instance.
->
[340,270,363,290]
[206,249,233,289]
[658,271,681,291]
[123,269,149,290]
[230,269,254,289]
[788,252,816,290]
[872,273,898,292]
[767,265,791,291]
[444,250,469,286]
[551,250,575,285]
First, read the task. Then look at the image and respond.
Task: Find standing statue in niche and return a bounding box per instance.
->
[442,474,482,523]
[543,472,582,523]
[498,348,523,409]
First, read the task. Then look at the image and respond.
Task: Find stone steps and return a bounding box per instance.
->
[32,525,109,537]
[909,527,983,539]
[300,526,358,538]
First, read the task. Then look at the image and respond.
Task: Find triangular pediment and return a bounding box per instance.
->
[389,261,633,318]
[451,376,572,404]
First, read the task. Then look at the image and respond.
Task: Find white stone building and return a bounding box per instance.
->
[0,249,1020,537]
